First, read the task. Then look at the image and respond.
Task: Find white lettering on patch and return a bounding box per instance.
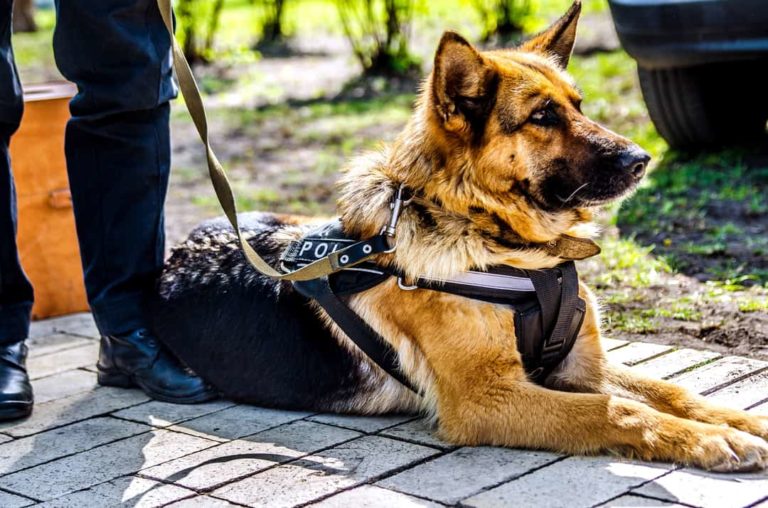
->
[314,243,329,258]
[299,242,313,256]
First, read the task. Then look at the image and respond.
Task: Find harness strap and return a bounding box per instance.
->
[527,270,561,342]
[293,277,419,393]
[539,262,579,361]
[527,262,583,379]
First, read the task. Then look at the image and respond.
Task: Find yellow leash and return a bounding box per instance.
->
[156,0,386,281]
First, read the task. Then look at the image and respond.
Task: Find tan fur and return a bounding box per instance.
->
[324,1,768,471]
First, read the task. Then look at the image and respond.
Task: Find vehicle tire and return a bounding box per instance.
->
[637,62,768,149]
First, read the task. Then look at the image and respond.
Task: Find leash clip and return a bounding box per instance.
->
[383,184,413,242]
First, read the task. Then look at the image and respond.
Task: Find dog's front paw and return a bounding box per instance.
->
[689,426,768,472]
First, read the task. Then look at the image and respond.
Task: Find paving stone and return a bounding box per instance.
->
[0,387,148,438]
[607,343,674,366]
[670,356,768,394]
[36,476,195,508]
[633,469,768,508]
[310,485,442,507]
[0,490,34,508]
[307,413,414,433]
[169,405,311,442]
[462,456,671,508]
[0,417,149,475]
[166,496,240,507]
[114,399,236,428]
[29,313,99,340]
[212,435,439,507]
[599,494,688,507]
[631,349,721,380]
[750,401,768,414]
[602,338,629,351]
[0,434,13,444]
[142,420,360,490]
[27,343,99,380]
[31,370,98,404]
[379,418,455,450]
[705,370,768,410]
[26,333,93,358]
[0,429,217,501]
[379,446,560,504]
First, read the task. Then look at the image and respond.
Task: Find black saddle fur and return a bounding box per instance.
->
[150,212,366,411]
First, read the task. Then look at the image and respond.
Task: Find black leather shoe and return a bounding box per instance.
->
[97,329,217,404]
[0,341,33,421]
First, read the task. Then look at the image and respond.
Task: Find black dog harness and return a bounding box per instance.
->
[282,218,587,392]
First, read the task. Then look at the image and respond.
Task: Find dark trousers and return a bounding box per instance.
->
[0,0,176,344]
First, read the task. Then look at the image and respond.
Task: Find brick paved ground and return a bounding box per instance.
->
[0,313,766,507]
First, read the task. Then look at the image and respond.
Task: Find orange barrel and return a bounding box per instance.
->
[9,82,89,320]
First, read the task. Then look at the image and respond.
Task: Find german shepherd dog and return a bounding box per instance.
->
[154,1,768,471]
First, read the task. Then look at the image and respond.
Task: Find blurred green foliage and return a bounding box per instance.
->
[176,0,227,63]
[337,0,420,76]
[473,0,535,44]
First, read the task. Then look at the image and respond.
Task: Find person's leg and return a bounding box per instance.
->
[53,0,215,403]
[0,0,34,420]
[53,0,175,334]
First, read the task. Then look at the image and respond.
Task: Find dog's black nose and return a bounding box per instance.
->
[617,148,650,180]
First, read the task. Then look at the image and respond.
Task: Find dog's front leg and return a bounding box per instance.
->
[589,364,768,443]
[435,372,768,471]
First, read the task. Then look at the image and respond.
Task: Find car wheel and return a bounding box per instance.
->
[638,62,768,149]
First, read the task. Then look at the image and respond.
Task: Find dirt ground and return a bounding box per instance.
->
[579,254,768,360]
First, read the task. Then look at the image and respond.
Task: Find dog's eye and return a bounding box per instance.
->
[529,106,559,126]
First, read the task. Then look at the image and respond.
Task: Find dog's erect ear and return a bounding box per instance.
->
[520,0,581,68]
[432,31,497,133]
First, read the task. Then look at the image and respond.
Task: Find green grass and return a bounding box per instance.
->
[616,150,768,285]
[641,301,702,322]
[603,310,657,334]
[738,298,768,313]
[593,237,671,289]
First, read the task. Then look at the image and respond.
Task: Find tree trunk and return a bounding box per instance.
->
[12,0,37,33]
[262,0,286,43]
[205,0,226,53]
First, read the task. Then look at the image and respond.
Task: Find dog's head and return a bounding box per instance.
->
[423,1,648,219]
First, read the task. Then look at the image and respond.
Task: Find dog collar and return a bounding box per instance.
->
[543,234,601,260]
